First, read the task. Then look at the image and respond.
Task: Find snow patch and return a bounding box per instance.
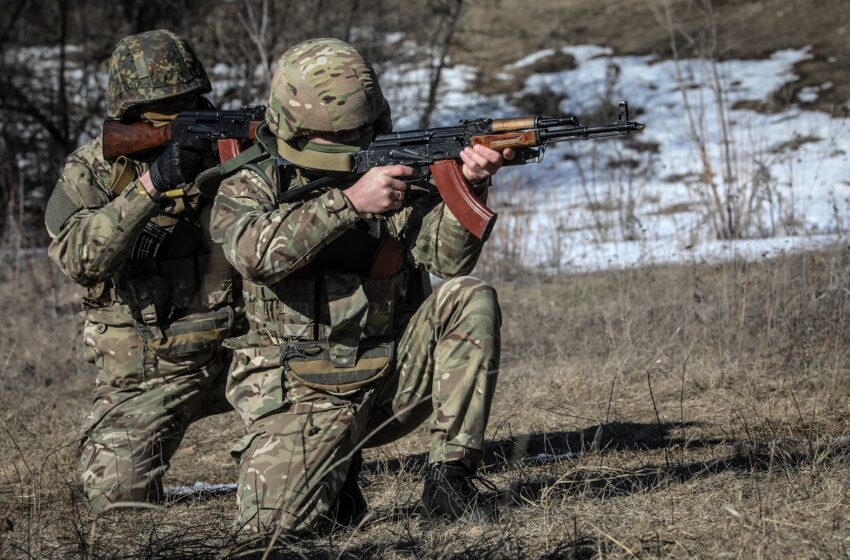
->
[379,44,850,272]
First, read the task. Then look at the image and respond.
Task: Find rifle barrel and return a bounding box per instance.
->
[539,122,643,143]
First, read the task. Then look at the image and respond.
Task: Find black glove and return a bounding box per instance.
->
[148,140,211,192]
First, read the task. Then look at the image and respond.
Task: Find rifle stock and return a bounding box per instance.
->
[102,120,172,160]
[101,108,265,163]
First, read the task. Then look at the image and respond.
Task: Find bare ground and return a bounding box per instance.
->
[2,244,850,558]
[447,0,850,115]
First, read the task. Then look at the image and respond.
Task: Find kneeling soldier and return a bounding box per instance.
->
[45,30,242,512]
[210,38,510,534]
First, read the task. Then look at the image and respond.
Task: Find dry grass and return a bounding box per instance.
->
[2,244,850,558]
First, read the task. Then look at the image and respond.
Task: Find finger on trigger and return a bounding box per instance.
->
[394,164,415,177]
[388,178,408,191]
[503,148,515,160]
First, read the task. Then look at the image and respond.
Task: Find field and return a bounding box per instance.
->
[2,244,850,559]
[4,0,850,558]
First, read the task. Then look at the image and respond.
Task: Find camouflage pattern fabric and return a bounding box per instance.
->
[209,159,487,291]
[47,137,157,285]
[105,30,211,119]
[45,133,241,512]
[210,142,499,534]
[228,276,500,534]
[266,38,391,142]
[80,351,231,511]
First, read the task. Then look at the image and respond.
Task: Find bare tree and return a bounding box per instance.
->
[419,0,464,128]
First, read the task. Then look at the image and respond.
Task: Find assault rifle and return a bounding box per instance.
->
[278,101,644,241]
[101,107,265,162]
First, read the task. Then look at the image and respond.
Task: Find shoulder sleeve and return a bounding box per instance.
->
[45,141,157,286]
[396,181,489,279]
[45,153,110,237]
[210,168,359,285]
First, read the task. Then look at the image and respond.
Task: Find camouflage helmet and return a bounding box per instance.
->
[105,29,211,119]
[267,38,392,142]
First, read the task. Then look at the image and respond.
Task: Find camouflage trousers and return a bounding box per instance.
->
[79,342,232,512]
[228,276,501,534]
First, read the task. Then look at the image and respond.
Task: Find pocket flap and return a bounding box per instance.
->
[229,431,263,462]
[144,307,235,358]
[282,340,393,394]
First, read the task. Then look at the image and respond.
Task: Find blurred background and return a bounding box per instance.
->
[2,0,848,272]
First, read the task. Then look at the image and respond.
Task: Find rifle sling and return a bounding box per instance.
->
[194,143,269,198]
[276,162,360,204]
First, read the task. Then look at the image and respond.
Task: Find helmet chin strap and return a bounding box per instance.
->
[276,138,355,172]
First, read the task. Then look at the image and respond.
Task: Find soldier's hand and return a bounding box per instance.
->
[343,165,414,215]
[460,144,515,185]
[148,140,212,192]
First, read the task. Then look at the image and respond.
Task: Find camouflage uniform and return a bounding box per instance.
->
[45,30,241,512]
[209,39,501,534]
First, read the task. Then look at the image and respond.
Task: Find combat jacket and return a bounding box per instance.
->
[45,135,243,384]
[209,131,487,412]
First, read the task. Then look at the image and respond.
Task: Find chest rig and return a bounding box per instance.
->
[95,156,238,356]
[236,150,423,370]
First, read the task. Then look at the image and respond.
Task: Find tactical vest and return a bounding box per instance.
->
[220,127,431,389]
[90,155,240,361]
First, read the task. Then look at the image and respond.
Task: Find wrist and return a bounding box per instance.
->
[342,186,366,217]
[139,171,162,200]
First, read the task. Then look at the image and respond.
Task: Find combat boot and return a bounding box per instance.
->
[332,449,368,528]
[421,461,494,521]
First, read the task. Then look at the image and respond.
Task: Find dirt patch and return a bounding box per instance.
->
[452,0,850,115]
[770,133,823,154]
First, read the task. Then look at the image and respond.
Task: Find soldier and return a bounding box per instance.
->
[210,38,511,535]
[44,30,242,512]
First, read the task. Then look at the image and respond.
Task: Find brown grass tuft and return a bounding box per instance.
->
[2,245,850,558]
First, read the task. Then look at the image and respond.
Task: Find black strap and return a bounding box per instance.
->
[275,156,361,203]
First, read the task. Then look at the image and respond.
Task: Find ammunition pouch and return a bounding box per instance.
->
[281,339,393,395]
[116,252,239,360]
[243,269,407,347]
[138,306,235,359]
[121,252,236,312]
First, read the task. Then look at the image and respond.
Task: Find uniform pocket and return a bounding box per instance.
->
[281,339,394,395]
[229,431,262,463]
[83,308,146,388]
[226,339,288,423]
[362,274,405,339]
